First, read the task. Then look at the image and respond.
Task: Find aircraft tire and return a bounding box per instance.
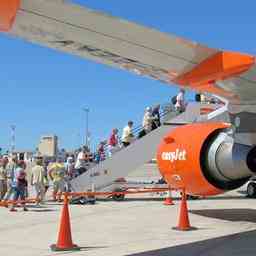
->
[247,182,256,198]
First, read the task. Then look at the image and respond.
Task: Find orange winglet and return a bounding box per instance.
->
[0,0,20,32]
[175,51,255,87]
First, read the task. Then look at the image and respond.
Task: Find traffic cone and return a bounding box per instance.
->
[50,194,80,251]
[163,189,174,205]
[173,189,196,231]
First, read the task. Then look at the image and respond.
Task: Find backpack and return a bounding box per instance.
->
[171,95,177,105]
[195,94,201,102]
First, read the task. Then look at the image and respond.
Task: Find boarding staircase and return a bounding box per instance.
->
[70,102,228,192]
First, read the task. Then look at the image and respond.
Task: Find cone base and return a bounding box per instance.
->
[172,226,197,231]
[50,244,81,251]
[163,200,174,206]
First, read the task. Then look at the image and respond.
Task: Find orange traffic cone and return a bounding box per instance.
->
[50,194,80,251]
[163,189,174,206]
[173,189,196,231]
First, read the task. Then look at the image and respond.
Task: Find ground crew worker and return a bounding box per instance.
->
[48,158,66,202]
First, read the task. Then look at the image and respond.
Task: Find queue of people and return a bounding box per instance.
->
[0,155,29,211]
[0,90,188,211]
[0,153,75,211]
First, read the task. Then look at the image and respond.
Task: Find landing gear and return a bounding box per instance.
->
[112,188,126,201]
[70,196,96,205]
[247,182,256,198]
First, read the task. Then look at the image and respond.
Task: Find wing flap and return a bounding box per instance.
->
[8,0,218,83]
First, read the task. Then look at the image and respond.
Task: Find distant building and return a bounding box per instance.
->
[38,135,58,158]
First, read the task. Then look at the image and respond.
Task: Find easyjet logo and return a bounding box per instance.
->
[161,149,186,162]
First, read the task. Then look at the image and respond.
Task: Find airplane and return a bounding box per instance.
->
[1,0,256,197]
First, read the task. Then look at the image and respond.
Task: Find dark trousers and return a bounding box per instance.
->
[122,142,130,147]
[13,186,26,202]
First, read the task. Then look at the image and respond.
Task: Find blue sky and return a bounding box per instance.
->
[0,0,255,152]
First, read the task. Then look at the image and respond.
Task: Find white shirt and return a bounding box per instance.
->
[121,126,133,143]
[75,152,86,169]
[31,165,44,184]
[142,111,153,132]
[175,92,185,108]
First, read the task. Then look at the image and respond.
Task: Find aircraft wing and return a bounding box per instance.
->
[5,1,221,84]
[1,0,256,134]
[2,0,256,104]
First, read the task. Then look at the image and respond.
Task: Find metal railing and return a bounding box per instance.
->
[74,103,176,175]
[73,99,225,179]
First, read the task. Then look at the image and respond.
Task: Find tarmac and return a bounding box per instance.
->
[1,185,256,256]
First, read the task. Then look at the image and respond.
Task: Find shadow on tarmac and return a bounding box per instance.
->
[190,208,256,223]
[29,209,56,212]
[97,195,248,203]
[78,246,108,252]
[126,229,256,256]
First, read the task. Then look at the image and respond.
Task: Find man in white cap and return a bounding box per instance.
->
[142,107,154,134]
[121,121,134,147]
[175,88,186,113]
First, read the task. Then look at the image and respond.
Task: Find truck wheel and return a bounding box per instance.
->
[112,194,125,201]
[247,182,256,198]
[112,188,125,201]
[186,194,199,200]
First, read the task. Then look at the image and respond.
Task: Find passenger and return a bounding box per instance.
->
[48,158,66,202]
[108,128,119,157]
[74,147,88,175]
[175,88,186,113]
[200,93,206,103]
[0,159,7,200]
[65,156,75,191]
[65,156,75,179]
[152,104,161,130]
[195,93,201,102]
[43,159,50,194]
[142,107,154,134]
[9,161,28,212]
[4,154,18,201]
[121,121,134,147]
[31,157,45,205]
[95,141,106,163]
[2,155,9,168]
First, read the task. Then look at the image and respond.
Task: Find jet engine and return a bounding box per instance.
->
[157,122,256,196]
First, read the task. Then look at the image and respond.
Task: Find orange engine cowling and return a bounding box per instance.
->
[157,122,253,196]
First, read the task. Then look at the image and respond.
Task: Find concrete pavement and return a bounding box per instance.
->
[0,187,256,256]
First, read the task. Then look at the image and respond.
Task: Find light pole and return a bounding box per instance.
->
[83,108,89,149]
[10,125,16,153]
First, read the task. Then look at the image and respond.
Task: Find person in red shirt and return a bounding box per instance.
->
[108,128,119,157]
